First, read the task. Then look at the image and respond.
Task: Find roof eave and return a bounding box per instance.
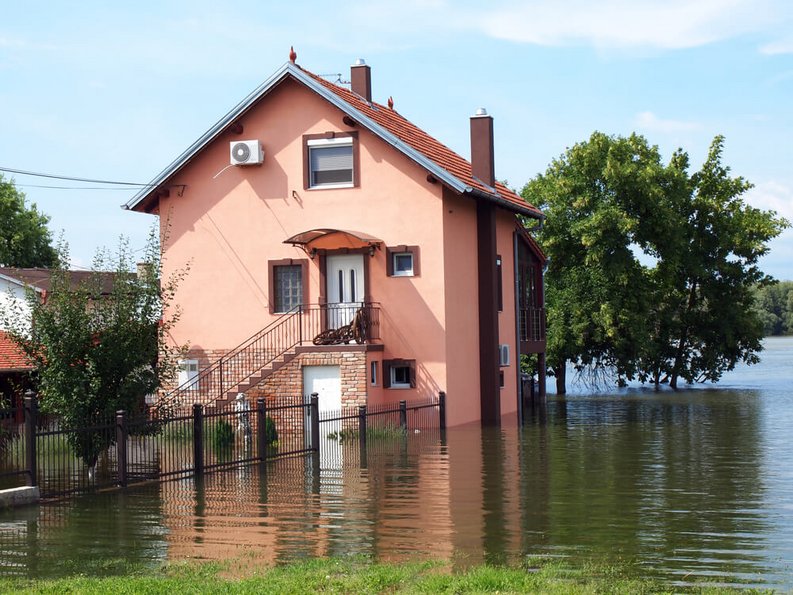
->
[466,187,544,219]
[123,62,472,212]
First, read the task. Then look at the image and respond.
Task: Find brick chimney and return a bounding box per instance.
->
[470,108,495,187]
[350,58,372,102]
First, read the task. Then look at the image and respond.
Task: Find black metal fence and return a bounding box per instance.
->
[0,392,446,499]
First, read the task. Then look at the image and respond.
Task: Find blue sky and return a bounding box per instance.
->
[2,0,791,278]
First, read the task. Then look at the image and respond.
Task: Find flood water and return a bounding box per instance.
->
[1,338,792,589]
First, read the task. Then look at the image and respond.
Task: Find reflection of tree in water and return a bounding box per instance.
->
[540,390,769,582]
[0,485,167,579]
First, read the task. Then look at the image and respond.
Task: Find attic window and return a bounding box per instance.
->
[303,132,359,189]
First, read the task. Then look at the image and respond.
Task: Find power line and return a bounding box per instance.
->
[14,184,143,191]
[0,166,154,187]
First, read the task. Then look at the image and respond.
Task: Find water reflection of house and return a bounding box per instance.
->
[125,50,547,426]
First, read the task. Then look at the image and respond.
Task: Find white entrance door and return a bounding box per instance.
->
[326,254,364,329]
[303,365,342,448]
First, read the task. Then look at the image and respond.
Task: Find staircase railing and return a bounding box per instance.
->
[155,303,380,413]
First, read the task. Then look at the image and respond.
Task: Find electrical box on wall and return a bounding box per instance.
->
[230,140,263,165]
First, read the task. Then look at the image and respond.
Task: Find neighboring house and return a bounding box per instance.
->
[0,267,117,411]
[124,52,547,426]
[0,270,39,413]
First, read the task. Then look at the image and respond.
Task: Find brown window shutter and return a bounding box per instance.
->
[383,360,392,388]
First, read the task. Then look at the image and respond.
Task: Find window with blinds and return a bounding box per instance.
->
[308,137,354,187]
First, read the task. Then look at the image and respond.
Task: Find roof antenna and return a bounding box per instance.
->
[289,46,297,63]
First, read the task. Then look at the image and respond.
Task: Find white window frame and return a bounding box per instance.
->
[391,252,414,277]
[390,364,412,389]
[307,137,354,189]
[370,361,378,386]
[178,359,199,390]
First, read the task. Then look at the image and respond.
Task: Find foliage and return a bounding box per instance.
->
[0,174,57,268]
[523,133,788,391]
[211,419,234,451]
[1,230,187,468]
[264,415,278,446]
[752,281,793,335]
[0,556,755,593]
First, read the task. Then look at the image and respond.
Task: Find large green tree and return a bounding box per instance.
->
[2,232,186,468]
[0,174,57,267]
[523,133,788,392]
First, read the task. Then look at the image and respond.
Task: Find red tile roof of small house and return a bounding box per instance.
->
[125,60,543,220]
[0,331,30,371]
[0,267,117,295]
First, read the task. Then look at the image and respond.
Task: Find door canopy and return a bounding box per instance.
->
[284,229,382,257]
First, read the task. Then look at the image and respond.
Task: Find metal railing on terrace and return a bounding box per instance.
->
[519,307,546,342]
[157,303,380,413]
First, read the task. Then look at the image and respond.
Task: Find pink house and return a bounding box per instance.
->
[125,52,546,427]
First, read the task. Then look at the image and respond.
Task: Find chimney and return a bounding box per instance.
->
[350,58,372,102]
[470,108,495,187]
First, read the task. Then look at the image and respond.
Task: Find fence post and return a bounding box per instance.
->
[358,404,367,447]
[256,398,267,463]
[358,405,368,469]
[116,410,128,488]
[23,393,37,488]
[310,393,320,452]
[193,403,204,477]
[399,400,407,431]
[438,391,446,430]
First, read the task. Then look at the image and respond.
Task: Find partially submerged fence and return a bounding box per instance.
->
[0,392,446,499]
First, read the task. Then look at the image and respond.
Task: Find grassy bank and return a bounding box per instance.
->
[0,556,771,594]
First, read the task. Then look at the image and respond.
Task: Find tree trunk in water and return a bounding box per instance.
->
[555,361,567,395]
[670,280,698,390]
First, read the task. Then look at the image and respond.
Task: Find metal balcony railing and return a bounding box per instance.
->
[155,303,380,413]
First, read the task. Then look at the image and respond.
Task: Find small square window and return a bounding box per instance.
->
[307,137,354,188]
[383,359,416,389]
[392,253,413,277]
[386,246,420,277]
[391,365,411,388]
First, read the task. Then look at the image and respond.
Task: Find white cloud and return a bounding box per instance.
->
[468,0,780,49]
[635,111,702,134]
[745,181,793,220]
[760,38,793,54]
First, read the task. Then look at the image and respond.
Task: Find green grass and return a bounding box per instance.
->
[328,423,407,443]
[0,556,773,594]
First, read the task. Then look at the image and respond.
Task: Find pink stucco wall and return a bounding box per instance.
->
[151,76,527,424]
[158,78,448,406]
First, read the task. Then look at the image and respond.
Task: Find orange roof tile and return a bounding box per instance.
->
[0,331,31,371]
[301,67,541,217]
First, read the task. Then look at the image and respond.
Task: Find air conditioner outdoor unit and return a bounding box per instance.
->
[499,344,510,367]
[230,140,263,165]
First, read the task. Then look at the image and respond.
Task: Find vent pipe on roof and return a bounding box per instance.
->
[351,58,372,102]
[470,108,495,187]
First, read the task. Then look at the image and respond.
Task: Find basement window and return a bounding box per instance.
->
[383,359,416,389]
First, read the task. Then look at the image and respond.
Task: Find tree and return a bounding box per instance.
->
[0,174,57,267]
[752,281,793,335]
[522,133,788,392]
[2,231,186,469]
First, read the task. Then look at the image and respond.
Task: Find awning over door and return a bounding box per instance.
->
[283,229,382,256]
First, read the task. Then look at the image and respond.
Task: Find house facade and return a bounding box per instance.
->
[125,53,546,426]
